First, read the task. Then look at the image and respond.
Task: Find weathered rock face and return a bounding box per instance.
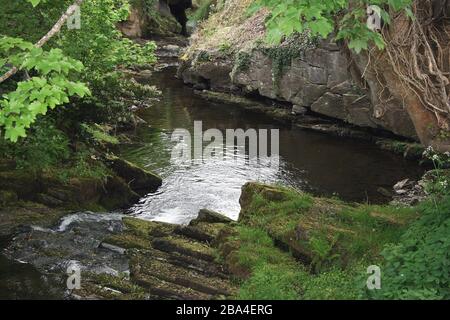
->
[0,156,161,211]
[117,6,149,38]
[178,39,418,139]
[117,0,182,38]
[4,210,237,300]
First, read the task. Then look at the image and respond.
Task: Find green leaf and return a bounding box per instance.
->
[27,0,41,7]
[5,125,26,142]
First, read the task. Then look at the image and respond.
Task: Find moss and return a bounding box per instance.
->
[73,272,147,300]
[123,217,175,238]
[228,182,424,299]
[375,139,425,160]
[259,33,318,90]
[104,233,152,250]
[0,201,67,237]
[163,236,216,258]
[231,51,251,80]
[104,217,176,250]
[239,182,418,270]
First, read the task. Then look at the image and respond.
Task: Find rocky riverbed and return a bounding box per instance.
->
[3,208,237,300]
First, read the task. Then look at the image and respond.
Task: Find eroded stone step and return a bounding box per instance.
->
[151,237,216,262]
[128,247,229,279]
[132,273,212,300]
[129,251,235,297]
[174,222,228,244]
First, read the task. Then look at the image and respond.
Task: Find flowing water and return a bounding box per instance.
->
[121,67,424,224]
[0,66,424,299]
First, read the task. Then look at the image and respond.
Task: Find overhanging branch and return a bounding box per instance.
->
[0,0,84,84]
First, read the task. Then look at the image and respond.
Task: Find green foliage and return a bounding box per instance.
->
[249,0,413,52]
[239,264,304,300]
[233,51,251,73]
[235,226,305,300]
[0,36,90,142]
[301,266,362,300]
[0,119,70,171]
[259,33,318,87]
[362,148,450,300]
[54,148,112,183]
[368,197,450,300]
[59,0,157,75]
[0,0,157,143]
[422,147,450,195]
[81,123,119,146]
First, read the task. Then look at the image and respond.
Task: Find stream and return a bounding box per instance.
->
[0,65,424,299]
[121,67,424,224]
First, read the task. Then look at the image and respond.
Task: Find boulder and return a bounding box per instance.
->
[190,208,233,225]
[105,155,162,196]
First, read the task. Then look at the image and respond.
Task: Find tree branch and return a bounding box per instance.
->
[0,0,84,84]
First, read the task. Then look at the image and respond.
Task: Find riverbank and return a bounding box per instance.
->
[5,174,445,300]
[176,0,431,160]
[218,180,449,299]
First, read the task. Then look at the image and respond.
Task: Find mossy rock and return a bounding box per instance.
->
[124,217,176,237]
[237,182,418,270]
[100,176,140,210]
[0,171,42,199]
[177,222,228,243]
[104,217,176,250]
[0,202,67,237]
[129,250,236,298]
[152,236,216,262]
[105,155,162,196]
[190,209,233,225]
[0,190,18,207]
[72,273,147,300]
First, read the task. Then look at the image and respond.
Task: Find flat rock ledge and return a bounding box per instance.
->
[71,210,237,300]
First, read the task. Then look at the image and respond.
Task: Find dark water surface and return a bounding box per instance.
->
[121,68,424,224]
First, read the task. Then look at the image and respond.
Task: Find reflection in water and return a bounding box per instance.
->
[121,68,424,223]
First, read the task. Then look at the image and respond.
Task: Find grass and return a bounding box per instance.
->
[234,225,306,300]
[53,149,112,184]
[232,225,364,300]
[81,123,119,146]
[226,182,425,300]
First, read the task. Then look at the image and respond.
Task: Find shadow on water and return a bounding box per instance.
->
[120,67,425,224]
